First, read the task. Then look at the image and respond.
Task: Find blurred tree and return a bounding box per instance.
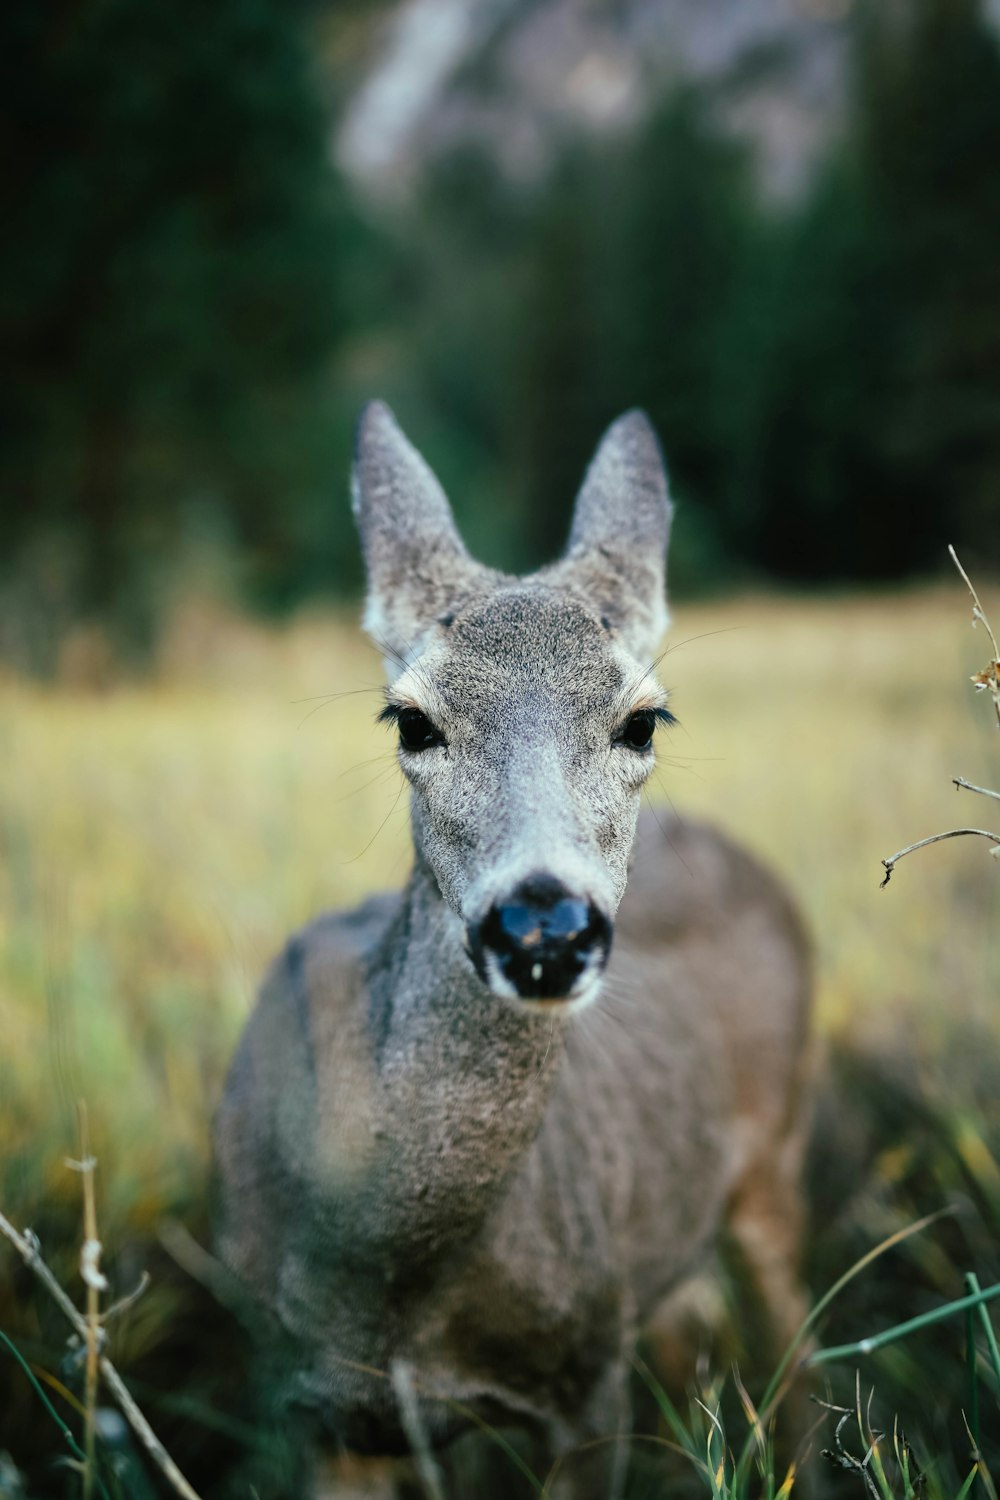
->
[506,0,1000,588]
[740,0,1000,581]
[5,0,1000,665]
[511,144,608,566]
[856,0,1000,571]
[724,154,896,579]
[508,94,758,578]
[1,0,368,661]
[394,143,532,572]
[606,89,758,521]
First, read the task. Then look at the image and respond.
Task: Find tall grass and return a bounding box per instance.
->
[1,584,999,1495]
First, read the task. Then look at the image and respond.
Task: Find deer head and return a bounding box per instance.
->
[352,401,674,1009]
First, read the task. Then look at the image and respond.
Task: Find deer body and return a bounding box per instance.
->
[214,406,812,1498]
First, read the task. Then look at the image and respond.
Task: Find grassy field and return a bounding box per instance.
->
[1,583,999,1496]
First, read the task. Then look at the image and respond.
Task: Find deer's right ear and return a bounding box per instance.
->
[558,410,673,662]
[351,402,480,668]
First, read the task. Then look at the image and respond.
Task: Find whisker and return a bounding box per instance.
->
[291,685,385,704]
[372,632,441,700]
[342,777,408,864]
[296,686,384,729]
[334,761,401,804]
[641,783,696,880]
[370,632,414,676]
[335,751,399,785]
[653,756,709,785]
[648,625,745,674]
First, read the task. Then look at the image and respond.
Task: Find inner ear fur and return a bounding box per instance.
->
[546,409,673,662]
[351,401,489,664]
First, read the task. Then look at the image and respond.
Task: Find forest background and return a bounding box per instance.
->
[5,0,1000,667]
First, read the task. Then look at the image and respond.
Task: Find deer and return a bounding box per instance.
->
[213,402,814,1499]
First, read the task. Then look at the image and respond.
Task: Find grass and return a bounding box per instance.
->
[1,582,999,1496]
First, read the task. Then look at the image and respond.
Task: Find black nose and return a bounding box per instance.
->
[470,874,612,1000]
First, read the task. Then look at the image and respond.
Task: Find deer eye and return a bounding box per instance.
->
[616,709,657,752]
[397,707,445,752]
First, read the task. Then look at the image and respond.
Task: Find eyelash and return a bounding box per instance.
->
[613,706,677,751]
[378,703,446,752]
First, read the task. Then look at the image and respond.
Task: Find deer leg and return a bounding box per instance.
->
[723,1138,814,1476]
[543,1355,632,1500]
[310,1451,402,1500]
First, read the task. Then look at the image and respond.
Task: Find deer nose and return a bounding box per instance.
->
[470,875,612,1001]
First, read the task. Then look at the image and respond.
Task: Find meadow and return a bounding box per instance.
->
[1,582,999,1497]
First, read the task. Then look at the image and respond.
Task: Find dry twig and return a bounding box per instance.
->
[880,829,1000,888]
[950,544,1000,732]
[0,1205,204,1500]
[66,1103,106,1500]
[880,547,999,887]
[953,776,1000,804]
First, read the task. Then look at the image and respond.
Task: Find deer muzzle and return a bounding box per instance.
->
[468,873,612,1003]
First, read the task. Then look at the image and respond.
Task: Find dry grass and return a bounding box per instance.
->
[1,586,997,1221]
[1,583,999,1493]
[656,586,1000,1045]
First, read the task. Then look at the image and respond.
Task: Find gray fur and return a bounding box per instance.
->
[546,408,672,662]
[351,401,496,670]
[214,406,813,1499]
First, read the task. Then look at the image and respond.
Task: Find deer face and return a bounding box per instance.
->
[352,403,674,1010]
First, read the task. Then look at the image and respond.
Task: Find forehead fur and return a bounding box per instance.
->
[393,581,654,721]
[453,585,608,666]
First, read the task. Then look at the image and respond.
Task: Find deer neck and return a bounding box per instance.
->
[361,852,569,1250]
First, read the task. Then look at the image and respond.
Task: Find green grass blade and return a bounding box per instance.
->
[958,1466,982,1500]
[632,1353,702,1458]
[757,1210,950,1418]
[736,1210,952,1484]
[808,1280,1000,1368]
[967,1281,982,1455]
[967,1273,1000,1399]
[0,1327,112,1500]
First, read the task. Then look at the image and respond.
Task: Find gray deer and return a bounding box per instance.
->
[213,403,813,1499]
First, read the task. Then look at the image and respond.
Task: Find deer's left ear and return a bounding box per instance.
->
[553,410,672,662]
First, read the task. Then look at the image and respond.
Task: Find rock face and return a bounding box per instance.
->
[337,0,853,199]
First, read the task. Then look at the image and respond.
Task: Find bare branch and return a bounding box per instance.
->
[0,1208,204,1500]
[102,1271,150,1327]
[950,545,1000,663]
[0,1211,88,1334]
[880,828,1000,888]
[950,544,1000,731]
[77,1104,101,1500]
[954,776,1000,804]
[96,1360,204,1500]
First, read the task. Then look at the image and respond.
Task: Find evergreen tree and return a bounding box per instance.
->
[2,0,355,657]
[510,95,758,578]
[511,145,609,567]
[742,0,1000,581]
[608,88,758,517]
[857,0,1000,568]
